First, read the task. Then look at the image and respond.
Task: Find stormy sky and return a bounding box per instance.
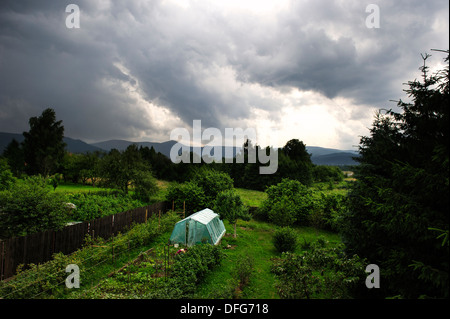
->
[0,0,448,150]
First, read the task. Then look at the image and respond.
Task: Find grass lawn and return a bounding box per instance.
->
[50,182,113,193]
[150,180,173,203]
[195,218,341,299]
[235,188,268,207]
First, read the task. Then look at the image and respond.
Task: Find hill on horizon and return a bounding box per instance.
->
[91,138,360,166]
[1,132,360,166]
[0,132,103,154]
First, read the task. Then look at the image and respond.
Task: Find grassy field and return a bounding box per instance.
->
[50,182,108,193]
[51,178,350,206]
[195,218,341,299]
[234,188,267,207]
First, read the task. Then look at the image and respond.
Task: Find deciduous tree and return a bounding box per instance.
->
[214,190,250,238]
[22,108,66,176]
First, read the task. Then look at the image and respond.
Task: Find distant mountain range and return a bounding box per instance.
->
[305,146,360,166]
[0,132,104,154]
[0,132,359,166]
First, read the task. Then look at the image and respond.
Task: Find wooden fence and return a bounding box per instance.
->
[0,201,171,281]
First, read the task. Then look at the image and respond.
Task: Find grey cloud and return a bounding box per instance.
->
[0,0,448,147]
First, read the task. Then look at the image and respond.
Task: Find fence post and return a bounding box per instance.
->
[112,235,115,266]
[0,240,4,282]
[158,210,161,229]
[111,215,114,238]
[52,231,56,256]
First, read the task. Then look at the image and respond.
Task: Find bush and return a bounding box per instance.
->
[273,227,298,253]
[312,165,344,183]
[166,168,234,216]
[0,176,69,238]
[214,190,250,238]
[260,179,315,226]
[67,192,145,221]
[190,168,234,207]
[233,255,254,288]
[271,241,368,299]
[267,197,297,226]
[166,181,206,216]
[132,170,159,203]
[0,159,16,191]
[161,244,223,298]
[308,193,348,232]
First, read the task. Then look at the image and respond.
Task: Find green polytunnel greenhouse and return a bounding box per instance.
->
[169,208,226,247]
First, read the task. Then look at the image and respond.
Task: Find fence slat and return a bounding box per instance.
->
[0,201,171,281]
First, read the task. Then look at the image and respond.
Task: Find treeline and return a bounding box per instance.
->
[215,139,342,191]
[0,107,344,240]
[1,108,345,194]
[58,139,345,192]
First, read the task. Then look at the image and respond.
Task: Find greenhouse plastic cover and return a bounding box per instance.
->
[169,208,226,247]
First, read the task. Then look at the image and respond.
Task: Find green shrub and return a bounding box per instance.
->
[190,168,234,207]
[313,165,344,183]
[271,242,368,299]
[233,254,254,288]
[165,181,206,215]
[131,170,158,203]
[299,238,312,250]
[214,190,250,238]
[267,197,297,226]
[260,179,315,226]
[0,176,69,238]
[273,227,298,253]
[308,193,348,232]
[155,243,223,298]
[0,159,16,191]
[67,192,145,221]
[166,168,234,216]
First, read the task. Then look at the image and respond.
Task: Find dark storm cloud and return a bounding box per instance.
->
[0,0,151,140]
[0,0,448,147]
[227,0,448,105]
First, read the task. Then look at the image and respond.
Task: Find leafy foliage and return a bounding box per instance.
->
[0,176,69,238]
[312,165,345,182]
[165,244,223,297]
[271,240,368,299]
[189,168,234,207]
[214,189,250,238]
[273,227,298,253]
[219,138,314,191]
[99,145,158,196]
[341,51,449,298]
[232,254,254,290]
[0,212,180,299]
[308,193,348,232]
[166,168,234,216]
[22,108,66,176]
[67,191,146,221]
[166,180,206,215]
[258,178,315,226]
[131,169,158,203]
[0,158,16,191]
[2,138,24,176]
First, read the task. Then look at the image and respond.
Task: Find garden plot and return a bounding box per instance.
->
[77,243,178,298]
